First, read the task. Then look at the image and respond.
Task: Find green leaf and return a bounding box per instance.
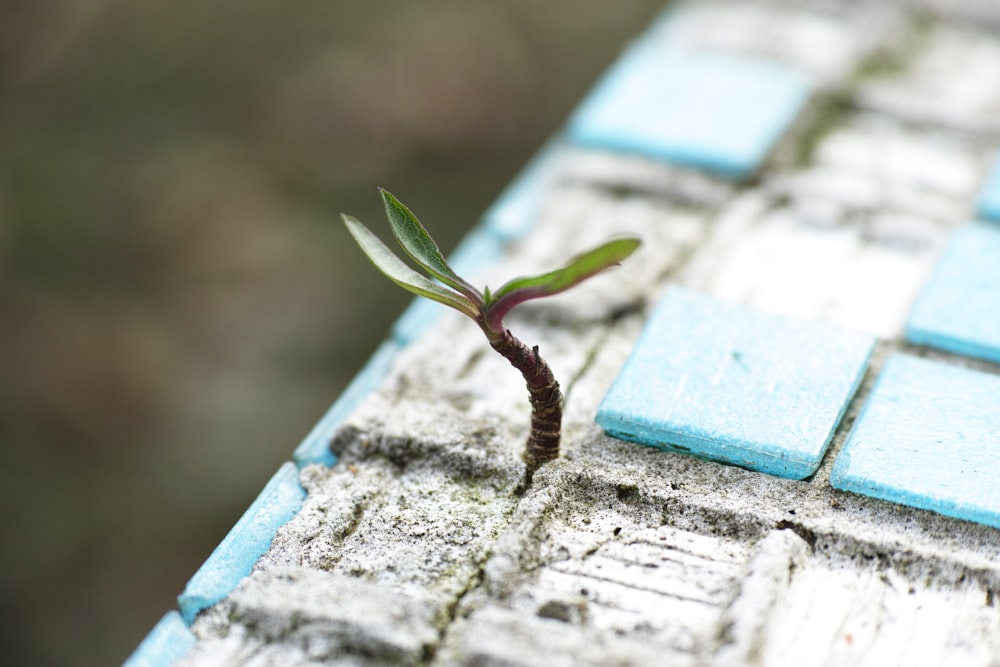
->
[493,237,641,302]
[379,189,481,302]
[484,237,640,331]
[342,214,479,319]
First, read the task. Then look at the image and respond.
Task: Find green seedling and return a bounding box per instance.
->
[344,188,640,476]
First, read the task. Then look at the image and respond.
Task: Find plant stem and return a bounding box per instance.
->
[485,327,563,476]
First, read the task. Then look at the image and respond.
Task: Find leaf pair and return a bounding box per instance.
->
[343,189,640,334]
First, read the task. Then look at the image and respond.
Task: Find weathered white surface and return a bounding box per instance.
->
[182,392,1000,666]
[774,114,990,223]
[649,1,899,88]
[681,199,945,337]
[180,567,439,666]
[856,23,1000,136]
[559,148,735,207]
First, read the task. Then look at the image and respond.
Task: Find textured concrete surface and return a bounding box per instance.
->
[167,1,1000,665]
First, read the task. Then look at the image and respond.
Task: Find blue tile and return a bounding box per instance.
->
[906,223,1000,364]
[831,354,1000,529]
[976,156,1000,222]
[178,462,305,625]
[392,227,506,345]
[567,43,809,181]
[123,611,195,667]
[597,288,875,479]
[482,138,564,241]
[293,341,401,467]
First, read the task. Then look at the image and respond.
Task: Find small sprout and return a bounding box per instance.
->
[344,188,640,477]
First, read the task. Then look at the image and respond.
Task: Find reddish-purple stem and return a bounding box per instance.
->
[484,326,562,475]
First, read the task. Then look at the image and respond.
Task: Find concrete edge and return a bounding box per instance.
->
[122,611,196,667]
[177,462,306,625]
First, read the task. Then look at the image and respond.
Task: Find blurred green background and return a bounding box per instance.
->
[0,1,665,664]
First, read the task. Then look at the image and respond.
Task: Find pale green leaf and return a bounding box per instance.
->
[343,214,479,319]
[483,237,640,332]
[379,189,480,301]
[493,237,641,303]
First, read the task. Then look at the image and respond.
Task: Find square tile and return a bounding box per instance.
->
[567,42,809,181]
[906,223,1000,364]
[597,288,875,479]
[977,156,1000,222]
[831,354,1000,529]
